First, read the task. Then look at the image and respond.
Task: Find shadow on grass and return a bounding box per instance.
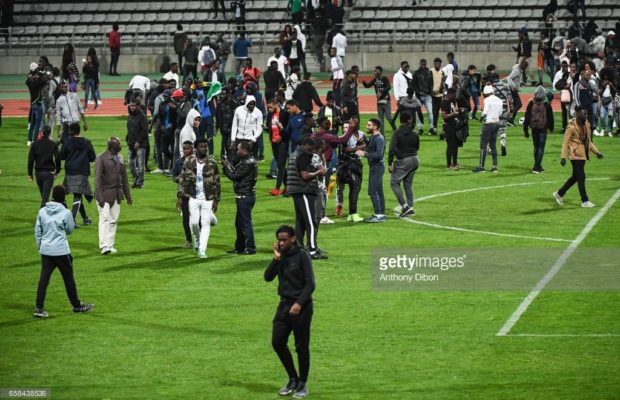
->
[218,377,275,394]
[87,313,230,336]
[210,258,268,275]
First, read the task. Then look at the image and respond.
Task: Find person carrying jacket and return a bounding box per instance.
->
[523,86,554,173]
[33,185,94,318]
[222,141,258,254]
[553,106,603,208]
[58,122,96,225]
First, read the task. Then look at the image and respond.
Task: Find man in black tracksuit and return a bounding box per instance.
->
[222,141,258,254]
[264,224,315,398]
[28,125,61,208]
[286,137,327,260]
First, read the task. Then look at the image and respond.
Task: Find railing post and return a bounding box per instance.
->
[8,28,12,56]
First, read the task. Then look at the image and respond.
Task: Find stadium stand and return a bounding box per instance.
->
[1,0,618,56]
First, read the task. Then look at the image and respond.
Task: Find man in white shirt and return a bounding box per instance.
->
[473,84,503,173]
[162,64,180,88]
[128,75,151,101]
[329,47,344,106]
[332,30,347,64]
[267,47,287,78]
[392,61,412,101]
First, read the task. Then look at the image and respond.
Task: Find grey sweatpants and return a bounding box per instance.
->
[390,155,419,207]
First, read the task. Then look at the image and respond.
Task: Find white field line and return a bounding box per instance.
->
[496,187,620,337]
[401,218,572,242]
[508,333,620,337]
[416,178,611,203]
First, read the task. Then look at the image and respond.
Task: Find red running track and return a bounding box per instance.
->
[1,93,560,118]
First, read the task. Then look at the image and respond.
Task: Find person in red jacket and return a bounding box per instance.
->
[108,23,121,76]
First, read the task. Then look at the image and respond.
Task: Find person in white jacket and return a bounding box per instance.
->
[392,62,413,101]
[332,30,347,63]
[231,94,263,152]
[293,25,307,74]
[178,108,201,157]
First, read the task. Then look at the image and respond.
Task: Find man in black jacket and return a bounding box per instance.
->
[362,66,392,134]
[127,99,149,189]
[222,142,258,254]
[28,125,61,208]
[266,99,290,195]
[284,31,304,71]
[264,224,315,399]
[217,88,238,158]
[341,70,358,121]
[264,61,286,102]
[293,72,324,113]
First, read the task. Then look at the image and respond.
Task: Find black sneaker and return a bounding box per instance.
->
[241,249,257,255]
[472,167,486,173]
[429,127,437,135]
[399,205,415,218]
[501,146,507,156]
[73,303,94,313]
[278,378,298,396]
[226,249,242,254]
[310,252,328,260]
[293,381,308,398]
[82,217,93,226]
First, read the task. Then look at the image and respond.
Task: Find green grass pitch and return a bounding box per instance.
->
[0,113,619,399]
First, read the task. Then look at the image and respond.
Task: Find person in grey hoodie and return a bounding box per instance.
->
[34,185,94,318]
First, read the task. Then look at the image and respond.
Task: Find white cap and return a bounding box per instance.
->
[29,62,38,72]
[483,85,494,95]
[608,30,616,36]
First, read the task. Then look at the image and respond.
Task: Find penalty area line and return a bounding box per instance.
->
[496,187,620,337]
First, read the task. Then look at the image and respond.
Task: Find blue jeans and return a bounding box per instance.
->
[599,101,614,131]
[470,92,480,117]
[84,79,98,108]
[28,102,44,142]
[531,130,547,171]
[368,163,385,215]
[129,147,146,186]
[235,194,256,251]
[219,56,228,74]
[419,95,433,128]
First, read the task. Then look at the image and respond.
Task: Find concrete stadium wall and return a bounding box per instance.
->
[3,51,518,75]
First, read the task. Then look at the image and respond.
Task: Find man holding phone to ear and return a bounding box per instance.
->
[264,224,316,399]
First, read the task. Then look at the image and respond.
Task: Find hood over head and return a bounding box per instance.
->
[44,202,66,216]
[534,85,546,101]
[244,95,257,111]
[185,109,201,128]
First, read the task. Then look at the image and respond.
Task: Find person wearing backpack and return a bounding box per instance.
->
[523,86,554,173]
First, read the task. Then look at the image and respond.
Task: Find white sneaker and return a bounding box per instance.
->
[553,191,564,206]
[101,247,111,255]
[109,247,118,254]
[608,130,614,137]
[27,141,32,147]
[210,214,218,226]
[593,129,600,136]
[581,201,595,208]
[600,130,605,137]
[320,216,335,224]
[151,168,164,174]
[197,251,208,259]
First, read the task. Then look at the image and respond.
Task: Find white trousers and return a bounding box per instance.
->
[189,198,213,253]
[98,201,121,250]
